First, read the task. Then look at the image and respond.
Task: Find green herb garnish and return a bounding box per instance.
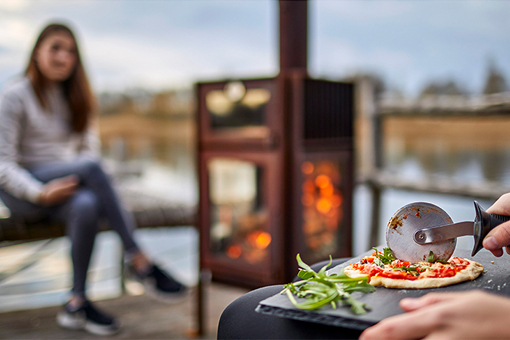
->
[428,250,434,263]
[393,266,420,276]
[281,254,375,315]
[427,250,450,264]
[372,247,396,267]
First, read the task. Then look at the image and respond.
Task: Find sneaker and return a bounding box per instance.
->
[56,300,120,336]
[127,264,188,303]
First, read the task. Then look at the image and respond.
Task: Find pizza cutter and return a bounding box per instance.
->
[386,201,510,263]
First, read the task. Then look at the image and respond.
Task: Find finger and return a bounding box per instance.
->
[483,222,510,253]
[54,179,79,191]
[483,222,510,247]
[422,331,453,340]
[65,175,79,184]
[400,292,459,312]
[489,248,504,257]
[60,187,76,198]
[360,307,441,340]
[58,175,79,186]
[507,246,510,255]
[487,193,510,216]
[58,185,77,198]
[61,181,78,191]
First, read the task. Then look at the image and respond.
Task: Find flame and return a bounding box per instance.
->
[302,180,315,194]
[255,232,272,249]
[301,194,314,206]
[301,161,314,174]
[300,160,346,254]
[331,194,343,207]
[247,231,272,250]
[226,245,242,259]
[320,185,334,197]
[316,198,332,214]
[315,175,330,189]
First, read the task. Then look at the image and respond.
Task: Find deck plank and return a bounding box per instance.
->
[0,282,249,339]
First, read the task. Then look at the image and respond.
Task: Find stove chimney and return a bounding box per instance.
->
[279,0,308,73]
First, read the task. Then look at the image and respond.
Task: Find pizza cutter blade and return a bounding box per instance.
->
[386,202,456,263]
[414,201,510,257]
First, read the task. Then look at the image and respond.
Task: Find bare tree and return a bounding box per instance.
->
[483,58,508,94]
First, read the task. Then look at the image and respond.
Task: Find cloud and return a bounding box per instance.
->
[0,0,30,11]
[81,22,276,91]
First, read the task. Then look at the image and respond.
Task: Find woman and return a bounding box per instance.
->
[0,23,187,336]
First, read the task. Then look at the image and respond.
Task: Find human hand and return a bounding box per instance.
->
[484,193,510,256]
[360,291,510,340]
[38,175,79,206]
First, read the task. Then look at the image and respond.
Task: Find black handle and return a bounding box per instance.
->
[472,201,510,256]
[489,213,510,228]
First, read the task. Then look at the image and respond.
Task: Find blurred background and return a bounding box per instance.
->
[0,0,509,314]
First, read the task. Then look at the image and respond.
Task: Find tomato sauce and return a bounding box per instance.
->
[354,256,470,281]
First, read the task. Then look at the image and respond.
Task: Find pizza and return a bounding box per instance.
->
[344,248,484,289]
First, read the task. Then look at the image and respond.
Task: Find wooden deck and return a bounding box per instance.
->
[0,282,249,339]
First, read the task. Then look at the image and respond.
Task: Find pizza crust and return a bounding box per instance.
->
[345,259,484,289]
[344,267,369,279]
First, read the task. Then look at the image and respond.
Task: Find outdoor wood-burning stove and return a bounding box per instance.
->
[197,1,354,287]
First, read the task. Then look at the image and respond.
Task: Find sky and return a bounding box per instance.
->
[0,0,509,96]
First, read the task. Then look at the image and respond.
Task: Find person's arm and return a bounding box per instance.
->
[483,193,510,256]
[360,291,510,340]
[0,88,45,203]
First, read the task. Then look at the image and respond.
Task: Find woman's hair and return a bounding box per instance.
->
[25,23,95,133]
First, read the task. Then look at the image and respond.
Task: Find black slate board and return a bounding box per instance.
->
[256,248,510,330]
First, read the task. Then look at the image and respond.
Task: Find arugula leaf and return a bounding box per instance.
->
[373,257,385,268]
[428,250,434,263]
[372,247,396,267]
[281,254,375,315]
[296,253,313,272]
[393,266,419,277]
[393,266,417,272]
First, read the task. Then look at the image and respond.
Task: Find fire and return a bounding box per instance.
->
[300,160,344,256]
[255,231,272,249]
[320,184,334,197]
[302,180,315,193]
[247,230,272,249]
[331,194,343,207]
[226,245,242,259]
[316,198,332,214]
[301,161,314,174]
[314,175,330,188]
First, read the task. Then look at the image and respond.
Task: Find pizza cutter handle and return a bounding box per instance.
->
[471,201,510,256]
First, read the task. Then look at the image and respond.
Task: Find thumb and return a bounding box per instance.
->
[483,221,510,252]
[400,292,458,312]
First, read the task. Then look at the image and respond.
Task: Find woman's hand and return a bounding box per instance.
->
[360,291,510,340]
[484,193,510,256]
[38,175,79,206]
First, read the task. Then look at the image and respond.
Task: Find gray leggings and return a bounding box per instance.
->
[0,160,139,298]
